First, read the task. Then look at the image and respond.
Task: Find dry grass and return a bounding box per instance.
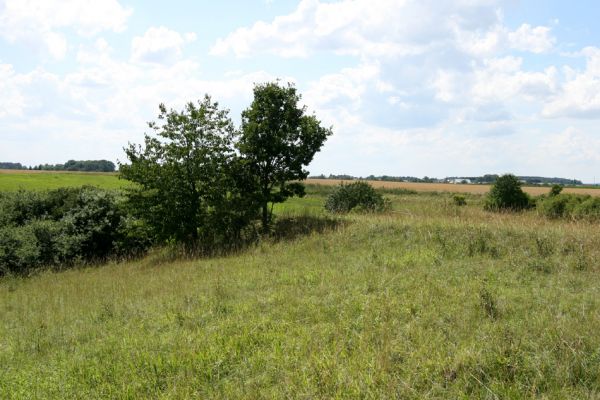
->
[306,178,600,196]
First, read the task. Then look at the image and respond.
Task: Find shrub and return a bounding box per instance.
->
[325,181,386,213]
[549,184,563,197]
[537,194,587,219]
[452,194,466,206]
[484,174,531,211]
[0,186,145,275]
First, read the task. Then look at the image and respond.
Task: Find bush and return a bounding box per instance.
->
[452,194,466,206]
[325,182,387,213]
[537,194,586,219]
[0,186,145,275]
[538,193,600,221]
[484,174,531,211]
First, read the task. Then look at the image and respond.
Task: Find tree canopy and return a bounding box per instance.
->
[238,82,332,230]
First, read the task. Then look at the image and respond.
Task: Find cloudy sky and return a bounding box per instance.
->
[1,0,600,181]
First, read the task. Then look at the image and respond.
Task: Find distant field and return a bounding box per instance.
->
[306,178,600,196]
[0,169,129,191]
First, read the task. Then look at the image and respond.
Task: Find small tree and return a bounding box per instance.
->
[120,96,253,243]
[238,82,332,231]
[325,182,386,213]
[484,174,530,211]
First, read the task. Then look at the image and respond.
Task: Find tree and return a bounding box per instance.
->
[120,96,250,243]
[484,174,530,211]
[238,82,332,231]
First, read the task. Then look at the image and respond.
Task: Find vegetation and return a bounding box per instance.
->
[537,193,600,220]
[0,162,25,170]
[31,160,116,172]
[452,194,467,206]
[239,82,332,230]
[484,174,531,211]
[120,96,256,246]
[0,187,142,274]
[324,181,387,213]
[2,191,600,397]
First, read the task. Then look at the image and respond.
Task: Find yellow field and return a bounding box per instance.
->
[306,178,600,196]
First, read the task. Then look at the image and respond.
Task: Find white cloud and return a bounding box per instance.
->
[0,63,26,117]
[0,0,132,59]
[543,47,600,119]
[131,26,197,65]
[211,0,503,58]
[508,24,555,54]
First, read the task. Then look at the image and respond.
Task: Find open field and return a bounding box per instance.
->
[306,178,600,196]
[0,169,129,191]
[2,190,600,398]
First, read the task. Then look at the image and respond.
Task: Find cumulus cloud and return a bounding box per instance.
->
[543,47,600,119]
[0,0,132,59]
[211,0,555,60]
[131,26,197,65]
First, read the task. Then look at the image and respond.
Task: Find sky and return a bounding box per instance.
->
[1,0,600,182]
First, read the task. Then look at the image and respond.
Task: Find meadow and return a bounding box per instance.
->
[0,170,129,191]
[1,182,600,398]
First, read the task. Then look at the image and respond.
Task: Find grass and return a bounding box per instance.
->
[0,170,130,191]
[2,190,600,398]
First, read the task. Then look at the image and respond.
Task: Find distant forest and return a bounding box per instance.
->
[310,174,584,186]
[0,160,116,172]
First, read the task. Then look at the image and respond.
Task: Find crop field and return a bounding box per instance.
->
[2,185,600,398]
[306,178,600,197]
[0,169,129,191]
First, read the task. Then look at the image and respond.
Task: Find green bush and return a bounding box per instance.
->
[537,194,586,219]
[484,174,531,211]
[452,194,467,206]
[325,182,387,213]
[0,187,147,275]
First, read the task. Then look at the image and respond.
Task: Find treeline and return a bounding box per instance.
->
[0,162,25,170]
[1,160,116,172]
[311,173,584,185]
[0,82,332,275]
[448,175,583,185]
[310,174,438,183]
[31,160,116,172]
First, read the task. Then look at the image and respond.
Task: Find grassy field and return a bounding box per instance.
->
[2,188,600,398]
[0,170,129,191]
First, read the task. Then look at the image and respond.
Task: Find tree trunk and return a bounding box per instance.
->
[261,202,269,233]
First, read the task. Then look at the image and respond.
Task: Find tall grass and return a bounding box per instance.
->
[1,191,600,398]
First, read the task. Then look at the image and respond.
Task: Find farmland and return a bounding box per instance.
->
[0,169,129,191]
[306,178,600,196]
[2,182,600,398]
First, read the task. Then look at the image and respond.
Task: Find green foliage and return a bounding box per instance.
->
[484,174,531,211]
[324,181,386,213]
[238,82,332,231]
[32,160,116,172]
[0,187,135,274]
[452,194,467,206]
[120,96,258,245]
[549,184,563,197]
[538,193,600,220]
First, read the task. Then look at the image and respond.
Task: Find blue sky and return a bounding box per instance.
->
[1,0,600,181]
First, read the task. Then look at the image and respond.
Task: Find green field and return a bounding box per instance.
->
[0,170,129,191]
[2,188,600,398]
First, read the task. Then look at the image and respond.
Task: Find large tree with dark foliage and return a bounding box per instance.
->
[120,96,257,244]
[238,82,332,231]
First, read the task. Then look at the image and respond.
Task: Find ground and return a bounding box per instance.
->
[1,184,600,398]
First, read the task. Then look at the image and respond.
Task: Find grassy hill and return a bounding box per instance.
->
[1,189,600,398]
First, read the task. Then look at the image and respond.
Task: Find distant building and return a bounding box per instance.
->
[447,178,471,184]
